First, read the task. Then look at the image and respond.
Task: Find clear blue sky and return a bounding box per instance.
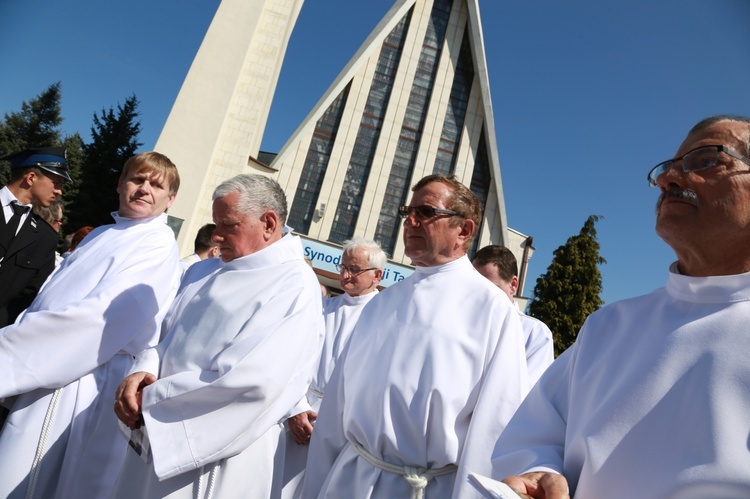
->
[2,0,749,304]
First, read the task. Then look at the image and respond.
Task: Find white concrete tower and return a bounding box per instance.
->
[155,0,304,254]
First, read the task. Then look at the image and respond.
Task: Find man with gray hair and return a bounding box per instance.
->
[491,115,750,498]
[282,237,386,498]
[112,173,324,498]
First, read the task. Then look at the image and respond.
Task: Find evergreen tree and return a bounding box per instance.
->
[0,82,64,184]
[528,215,606,356]
[60,134,85,219]
[67,95,142,230]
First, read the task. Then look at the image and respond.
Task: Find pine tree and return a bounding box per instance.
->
[528,215,606,356]
[0,82,64,184]
[60,134,85,217]
[67,95,142,230]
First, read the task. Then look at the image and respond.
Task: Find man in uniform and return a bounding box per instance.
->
[0,147,68,327]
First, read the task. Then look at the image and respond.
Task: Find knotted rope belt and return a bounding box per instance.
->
[352,442,457,499]
[307,386,324,399]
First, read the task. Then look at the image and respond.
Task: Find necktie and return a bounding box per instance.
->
[0,203,28,259]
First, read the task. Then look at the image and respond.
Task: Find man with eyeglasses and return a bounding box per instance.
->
[490,115,750,498]
[0,147,68,328]
[282,237,386,498]
[303,174,528,499]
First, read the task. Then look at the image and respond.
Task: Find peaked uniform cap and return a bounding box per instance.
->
[1,147,70,182]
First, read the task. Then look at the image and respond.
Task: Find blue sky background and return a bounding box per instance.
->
[2,0,749,304]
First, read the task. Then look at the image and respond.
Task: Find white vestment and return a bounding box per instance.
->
[515,304,554,386]
[282,290,379,498]
[492,266,750,498]
[0,213,180,499]
[178,252,201,277]
[111,234,325,499]
[302,256,529,499]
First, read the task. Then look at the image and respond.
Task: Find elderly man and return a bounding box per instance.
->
[0,151,181,499]
[472,245,554,386]
[0,147,68,328]
[111,174,324,498]
[491,115,750,498]
[282,237,386,498]
[302,174,528,499]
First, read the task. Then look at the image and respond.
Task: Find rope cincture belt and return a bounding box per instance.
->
[307,386,324,399]
[352,442,457,499]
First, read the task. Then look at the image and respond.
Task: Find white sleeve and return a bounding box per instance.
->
[0,236,179,398]
[454,301,530,499]
[491,345,576,480]
[141,282,324,480]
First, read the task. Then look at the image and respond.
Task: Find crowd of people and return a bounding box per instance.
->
[0,114,749,498]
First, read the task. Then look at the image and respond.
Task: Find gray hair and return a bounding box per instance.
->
[689,115,750,156]
[342,237,387,270]
[212,174,288,224]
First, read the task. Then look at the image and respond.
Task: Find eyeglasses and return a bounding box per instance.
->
[647,145,750,187]
[335,264,377,276]
[397,205,465,220]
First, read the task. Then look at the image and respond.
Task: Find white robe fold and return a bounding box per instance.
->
[492,266,750,498]
[112,234,325,499]
[302,256,529,499]
[282,290,379,498]
[0,212,180,499]
[515,305,554,386]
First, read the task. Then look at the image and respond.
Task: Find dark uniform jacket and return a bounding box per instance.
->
[0,212,57,327]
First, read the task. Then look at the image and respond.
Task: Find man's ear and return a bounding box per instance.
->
[510,275,519,297]
[261,210,279,238]
[373,269,383,284]
[165,193,176,211]
[457,218,475,245]
[22,170,37,188]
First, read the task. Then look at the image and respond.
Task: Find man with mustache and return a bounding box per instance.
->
[491,115,750,498]
[303,174,528,499]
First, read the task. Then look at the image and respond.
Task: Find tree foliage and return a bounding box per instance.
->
[0,84,85,236]
[0,82,65,185]
[528,215,606,356]
[66,95,142,230]
[1,85,142,235]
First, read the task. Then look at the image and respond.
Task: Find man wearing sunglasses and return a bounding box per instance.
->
[492,115,750,498]
[303,174,528,499]
[283,237,386,498]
